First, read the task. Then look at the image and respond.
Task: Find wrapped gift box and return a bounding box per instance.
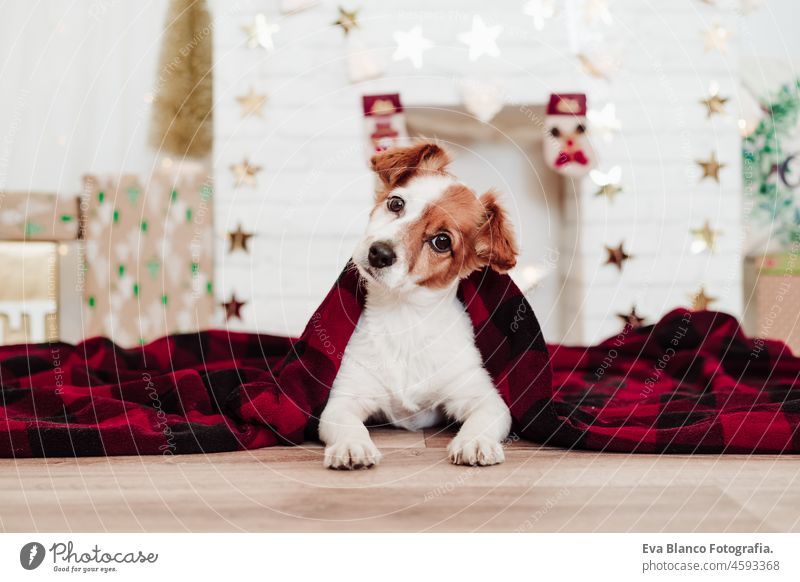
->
[0,242,59,344]
[0,192,81,241]
[744,253,800,354]
[0,192,82,345]
[81,167,215,345]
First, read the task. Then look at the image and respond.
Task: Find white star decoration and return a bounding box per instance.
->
[590,165,622,188]
[522,0,557,31]
[243,13,279,52]
[587,103,621,142]
[393,26,434,69]
[458,15,502,61]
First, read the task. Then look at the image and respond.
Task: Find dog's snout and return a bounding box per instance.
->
[368,242,396,269]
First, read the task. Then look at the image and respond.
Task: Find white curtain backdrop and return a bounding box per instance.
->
[0,0,168,196]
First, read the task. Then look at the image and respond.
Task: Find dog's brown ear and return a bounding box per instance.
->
[370,142,451,189]
[475,190,518,273]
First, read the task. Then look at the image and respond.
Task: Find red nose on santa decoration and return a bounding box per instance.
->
[543,93,596,178]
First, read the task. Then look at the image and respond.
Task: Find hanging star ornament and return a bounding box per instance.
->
[700,91,729,118]
[584,0,613,25]
[228,224,254,253]
[596,182,622,201]
[333,7,359,36]
[460,78,505,123]
[617,306,646,330]
[236,87,268,118]
[458,15,503,61]
[577,52,609,80]
[690,286,717,311]
[703,22,731,53]
[587,103,621,142]
[604,242,632,271]
[393,26,434,69]
[243,13,280,52]
[230,159,262,187]
[691,220,720,253]
[221,293,246,321]
[522,0,557,31]
[696,151,725,182]
[590,166,622,201]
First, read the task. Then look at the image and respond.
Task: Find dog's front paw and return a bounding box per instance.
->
[324,440,382,470]
[448,434,505,466]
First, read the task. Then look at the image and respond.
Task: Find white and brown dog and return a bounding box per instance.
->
[319,142,517,469]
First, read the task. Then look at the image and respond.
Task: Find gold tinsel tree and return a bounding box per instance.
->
[149,0,213,159]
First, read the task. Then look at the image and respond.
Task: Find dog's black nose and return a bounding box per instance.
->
[368,242,396,269]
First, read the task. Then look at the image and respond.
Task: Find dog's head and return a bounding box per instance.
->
[354,142,518,294]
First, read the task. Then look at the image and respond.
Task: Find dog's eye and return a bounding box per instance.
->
[430,233,452,253]
[387,196,405,213]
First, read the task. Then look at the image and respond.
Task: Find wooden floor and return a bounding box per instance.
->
[1,427,798,532]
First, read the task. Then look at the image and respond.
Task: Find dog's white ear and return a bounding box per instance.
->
[370,142,451,190]
[475,190,518,273]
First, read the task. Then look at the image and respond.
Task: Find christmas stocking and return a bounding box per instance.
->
[362,94,409,158]
[544,93,596,178]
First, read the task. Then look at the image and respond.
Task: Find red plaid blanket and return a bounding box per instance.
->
[1,265,798,457]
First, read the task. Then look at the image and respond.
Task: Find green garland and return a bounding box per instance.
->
[743,80,800,246]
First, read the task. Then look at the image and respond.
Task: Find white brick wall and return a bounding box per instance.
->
[211,0,743,343]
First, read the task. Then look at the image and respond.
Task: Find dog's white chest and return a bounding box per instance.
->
[335,291,482,430]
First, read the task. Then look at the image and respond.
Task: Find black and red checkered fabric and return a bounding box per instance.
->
[0,264,797,457]
[542,309,800,453]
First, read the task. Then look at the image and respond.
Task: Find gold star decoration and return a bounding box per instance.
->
[590,166,622,201]
[333,7,359,36]
[604,242,632,271]
[221,293,246,321]
[696,151,725,182]
[230,159,262,187]
[617,305,646,330]
[583,0,613,25]
[700,92,729,118]
[243,13,279,51]
[577,52,608,80]
[691,220,720,253]
[703,22,731,53]
[690,286,717,311]
[236,87,268,118]
[596,183,622,201]
[228,224,254,253]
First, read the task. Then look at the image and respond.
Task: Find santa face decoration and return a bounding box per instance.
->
[544,93,597,178]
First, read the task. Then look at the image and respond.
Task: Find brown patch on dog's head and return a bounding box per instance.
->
[357,141,517,292]
[474,190,518,273]
[402,184,518,289]
[371,142,451,200]
[404,183,483,289]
